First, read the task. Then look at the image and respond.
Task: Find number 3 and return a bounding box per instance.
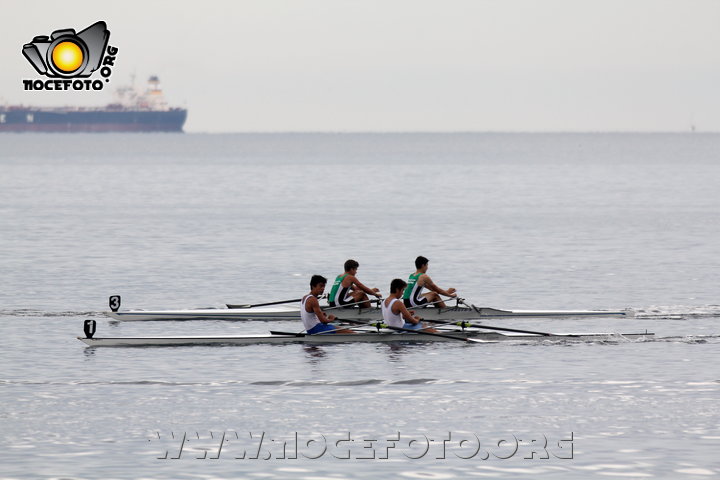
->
[109,295,121,312]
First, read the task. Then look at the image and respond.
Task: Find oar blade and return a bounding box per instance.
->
[269,330,305,337]
[466,338,497,344]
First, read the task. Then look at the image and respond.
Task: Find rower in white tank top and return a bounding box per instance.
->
[382,297,404,328]
[301,275,346,335]
[382,279,425,330]
[301,295,321,331]
[300,275,355,335]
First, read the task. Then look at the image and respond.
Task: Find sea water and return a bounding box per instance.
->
[0,133,718,478]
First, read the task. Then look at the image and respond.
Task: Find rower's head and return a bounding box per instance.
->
[310,275,327,295]
[344,259,359,274]
[415,256,429,272]
[390,278,407,295]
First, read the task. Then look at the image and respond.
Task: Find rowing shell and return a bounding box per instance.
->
[78,331,652,347]
[106,305,632,322]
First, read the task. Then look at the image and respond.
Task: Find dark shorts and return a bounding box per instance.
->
[404,297,429,308]
[307,323,337,335]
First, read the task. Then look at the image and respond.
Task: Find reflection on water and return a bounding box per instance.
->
[302,345,328,365]
[383,342,413,361]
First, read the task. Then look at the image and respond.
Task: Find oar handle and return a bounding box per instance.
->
[323,297,383,311]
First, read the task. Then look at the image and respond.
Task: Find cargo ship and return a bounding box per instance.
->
[0,76,186,132]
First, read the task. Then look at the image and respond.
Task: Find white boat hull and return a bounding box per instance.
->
[78,331,652,347]
[106,305,632,322]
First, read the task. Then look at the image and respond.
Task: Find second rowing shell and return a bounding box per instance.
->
[78,330,653,347]
[106,305,632,322]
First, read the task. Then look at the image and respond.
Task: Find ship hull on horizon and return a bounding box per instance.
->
[0,108,187,133]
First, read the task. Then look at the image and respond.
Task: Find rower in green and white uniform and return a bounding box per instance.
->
[328,273,352,307]
[327,259,382,309]
[403,256,457,309]
[403,271,427,307]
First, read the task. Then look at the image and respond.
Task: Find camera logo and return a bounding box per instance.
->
[22,21,119,91]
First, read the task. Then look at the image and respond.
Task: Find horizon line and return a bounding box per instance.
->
[181,130,718,135]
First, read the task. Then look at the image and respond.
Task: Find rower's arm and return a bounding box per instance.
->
[308,296,335,323]
[423,275,456,297]
[394,301,420,324]
[349,276,381,297]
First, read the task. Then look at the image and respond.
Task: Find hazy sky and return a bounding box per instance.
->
[2,0,719,132]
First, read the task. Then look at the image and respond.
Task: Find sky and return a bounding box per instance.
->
[2,0,719,132]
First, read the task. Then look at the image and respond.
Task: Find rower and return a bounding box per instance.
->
[403,256,456,309]
[327,259,381,309]
[302,275,353,334]
[382,279,436,331]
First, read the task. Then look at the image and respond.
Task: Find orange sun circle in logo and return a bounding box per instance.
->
[51,41,83,72]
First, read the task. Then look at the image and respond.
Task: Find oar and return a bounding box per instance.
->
[230,293,385,310]
[422,319,555,336]
[340,318,492,344]
[227,299,300,309]
[227,295,326,309]
[322,297,382,311]
[387,324,494,343]
[455,299,555,336]
[411,296,457,308]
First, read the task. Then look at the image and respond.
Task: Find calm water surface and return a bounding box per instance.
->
[1,133,719,479]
